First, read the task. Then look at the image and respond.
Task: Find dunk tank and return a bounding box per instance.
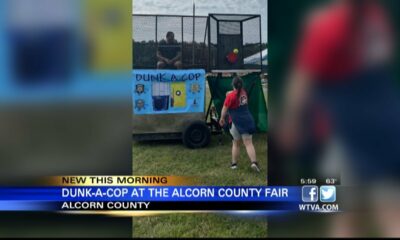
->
[132,14,267,148]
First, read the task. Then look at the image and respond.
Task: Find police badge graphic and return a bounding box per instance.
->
[135,99,145,111]
[190,83,201,94]
[135,84,145,95]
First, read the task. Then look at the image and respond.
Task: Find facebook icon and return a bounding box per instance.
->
[302,186,319,202]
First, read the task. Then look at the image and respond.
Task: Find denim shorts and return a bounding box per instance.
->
[230,123,252,141]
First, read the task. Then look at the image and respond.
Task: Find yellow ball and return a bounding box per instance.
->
[233,49,239,54]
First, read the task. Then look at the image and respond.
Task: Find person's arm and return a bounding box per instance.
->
[219,91,234,126]
[277,11,321,151]
[171,51,182,63]
[278,68,313,150]
[157,50,170,64]
[219,105,229,127]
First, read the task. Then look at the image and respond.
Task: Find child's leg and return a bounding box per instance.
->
[243,135,257,163]
[229,124,242,165]
[232,139,241,164]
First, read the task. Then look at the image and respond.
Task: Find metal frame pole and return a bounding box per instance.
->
[259,16,263,72]
[192,0,196,65]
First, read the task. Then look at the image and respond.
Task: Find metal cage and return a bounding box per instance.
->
[208,14,263,73]
[133,14,264,73]
[133,14,208,70]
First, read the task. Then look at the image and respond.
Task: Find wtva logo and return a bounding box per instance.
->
[302,186,318,203]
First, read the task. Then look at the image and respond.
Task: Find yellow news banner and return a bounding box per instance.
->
[43,176,197,186]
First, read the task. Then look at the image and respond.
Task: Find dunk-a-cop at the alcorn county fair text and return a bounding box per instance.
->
[133,14,267,148]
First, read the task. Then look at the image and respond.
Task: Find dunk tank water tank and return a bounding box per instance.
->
[132,13,264,148]
[132,69,209,148]
[132,14,210,148]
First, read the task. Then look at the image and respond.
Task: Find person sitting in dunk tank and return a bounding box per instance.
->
[157,31,182,69]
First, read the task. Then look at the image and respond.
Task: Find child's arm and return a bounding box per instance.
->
[219,106,229,127]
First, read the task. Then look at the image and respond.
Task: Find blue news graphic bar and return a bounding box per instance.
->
[0,201,54,211]
[0,186,301,202]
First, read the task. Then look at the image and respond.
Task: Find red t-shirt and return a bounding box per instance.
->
[224,89,248,109]
[224,89,248,123]
[295,1,392,82]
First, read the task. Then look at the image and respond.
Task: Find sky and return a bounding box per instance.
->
[132,0,268,43]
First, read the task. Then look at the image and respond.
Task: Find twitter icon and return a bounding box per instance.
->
[320,186,336,202]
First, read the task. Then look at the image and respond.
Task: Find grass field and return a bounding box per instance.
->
[132,132,268,238]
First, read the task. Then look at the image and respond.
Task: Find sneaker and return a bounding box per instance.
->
[231,163,238,170]
[251,162,260,172]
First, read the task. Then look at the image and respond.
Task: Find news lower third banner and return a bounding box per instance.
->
[0,176,340,216]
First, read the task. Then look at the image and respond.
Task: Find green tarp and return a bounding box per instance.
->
[207,73,268,132]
